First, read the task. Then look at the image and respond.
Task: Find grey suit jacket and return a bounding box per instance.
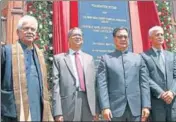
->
[97,50,151,117]
[141,49,176,118]
[52,51,97,120]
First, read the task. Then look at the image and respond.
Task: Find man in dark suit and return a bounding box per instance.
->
[52,27,99,121]
[141,26,176,121]
[1,15,53,121]
[96,27,151,121]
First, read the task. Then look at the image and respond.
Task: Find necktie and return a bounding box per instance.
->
[75,52,85,91]
[157,50,165,73]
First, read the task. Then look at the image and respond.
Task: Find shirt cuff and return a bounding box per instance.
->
[158,93,162,98]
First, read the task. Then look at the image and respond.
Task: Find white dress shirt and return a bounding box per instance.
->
[152,47,165,64]
[69,49,84,89]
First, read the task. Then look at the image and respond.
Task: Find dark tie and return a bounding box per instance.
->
[157,50,165,73]
[75,52,85,91]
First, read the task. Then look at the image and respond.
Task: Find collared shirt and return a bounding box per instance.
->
[152,47,165,64]
[121,49,128,54]
[152,47,167,98]
[20,41,42,121]
[115,48,128,55]
[69,49,84,89]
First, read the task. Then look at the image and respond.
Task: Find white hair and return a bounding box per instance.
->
[17,15,38,30]
[148,26,164,37]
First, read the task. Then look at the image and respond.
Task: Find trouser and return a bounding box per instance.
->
[151,103,176,121]
[73,91,93,121]
[112,103,140,122]
[1,116,17,122]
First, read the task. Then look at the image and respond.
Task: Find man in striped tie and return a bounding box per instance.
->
[52,27,99,121]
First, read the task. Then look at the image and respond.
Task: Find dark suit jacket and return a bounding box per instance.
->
[1,44,43,118]
[141,49,176,119]
[52,51,98,120]
[96,50,151,117]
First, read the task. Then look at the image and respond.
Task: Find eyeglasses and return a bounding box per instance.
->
[22,27,36,32]
[116,35,128,39]
[155,33,164,37]
[71,34,82,38]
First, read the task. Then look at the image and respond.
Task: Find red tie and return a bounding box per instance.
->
[75,52,86,91]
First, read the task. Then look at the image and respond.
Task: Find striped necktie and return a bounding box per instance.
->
[75,52,85,91]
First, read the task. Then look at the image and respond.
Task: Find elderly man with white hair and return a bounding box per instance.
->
[1,15,53,121]
[141,25,176,121]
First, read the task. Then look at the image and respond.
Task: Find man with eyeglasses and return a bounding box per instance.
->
[52,27,99,121]
[96,27,151,121]
[141,26,176,121]
[1,15,53,121]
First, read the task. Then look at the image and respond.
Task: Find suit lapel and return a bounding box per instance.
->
[149,49,165,74]
[164,51,171,81]
[80,52,89,88]
[64,53,76,80]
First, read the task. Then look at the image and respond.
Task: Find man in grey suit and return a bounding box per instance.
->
[141,26,176,121]
[96,27,151,121]
[52,27,99,121]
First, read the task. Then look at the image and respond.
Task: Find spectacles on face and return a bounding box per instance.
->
[154,33,164,37]
[71,34,82,38]
[115,35,128,39]
[22,27,36,32]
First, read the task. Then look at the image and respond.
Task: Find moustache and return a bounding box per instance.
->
[157,39,164,42]
[26,33,35,36]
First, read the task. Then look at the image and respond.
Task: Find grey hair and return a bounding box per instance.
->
[16,15,38,30]
[68,27,83,38]
[148,26,164,37]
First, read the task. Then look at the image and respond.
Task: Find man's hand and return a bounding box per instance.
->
[1,42,5,45]
[102,108,112,121]
[54,115,63,122]
[161,91,174,104]
[141,108,150,122]
[93,114,99,121]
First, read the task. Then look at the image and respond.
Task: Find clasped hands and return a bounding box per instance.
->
[160,90,175,104]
